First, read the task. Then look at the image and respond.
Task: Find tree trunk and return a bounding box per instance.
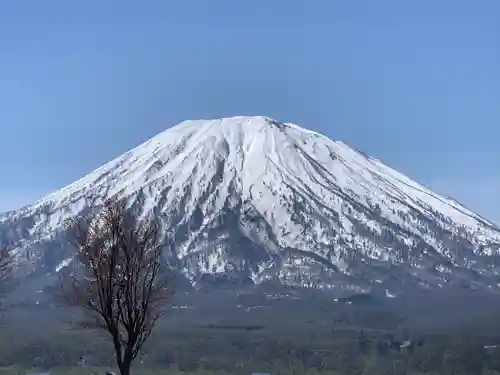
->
[119,355,133,375]
[119,361,131,375]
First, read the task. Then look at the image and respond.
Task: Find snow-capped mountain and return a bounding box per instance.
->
[1,116,499,295]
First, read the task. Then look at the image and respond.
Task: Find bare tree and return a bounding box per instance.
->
[0,245,15,323]
[60,199,173,375]
[0,246,14,282]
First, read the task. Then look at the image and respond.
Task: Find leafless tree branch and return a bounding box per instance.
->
[0,246,14,283]
[0,245,15,324]
[59,198,174,375]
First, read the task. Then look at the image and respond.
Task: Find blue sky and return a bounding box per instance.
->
[0,1,499,223]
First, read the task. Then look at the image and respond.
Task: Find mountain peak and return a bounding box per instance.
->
[1,116,499,294]
[219,115,277,122]
[192,115,279,124]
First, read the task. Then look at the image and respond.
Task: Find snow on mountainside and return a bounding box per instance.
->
[1,116,499,294]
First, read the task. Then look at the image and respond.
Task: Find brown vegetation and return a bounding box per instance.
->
[0,245,15,323]
[0,246,14,283]
[59,199,173,375]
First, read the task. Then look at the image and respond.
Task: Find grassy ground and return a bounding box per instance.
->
[0,367,348,375]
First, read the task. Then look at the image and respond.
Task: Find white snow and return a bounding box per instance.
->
[55,257,74,273]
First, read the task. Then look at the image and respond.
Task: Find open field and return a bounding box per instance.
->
[2,289,500,374]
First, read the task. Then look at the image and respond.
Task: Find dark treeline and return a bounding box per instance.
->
[4,286,500,374]
[2,316,500,375]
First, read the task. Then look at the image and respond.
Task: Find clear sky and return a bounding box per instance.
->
[0,1,499,223]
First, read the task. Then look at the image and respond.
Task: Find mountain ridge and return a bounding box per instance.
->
[1,116,499,296]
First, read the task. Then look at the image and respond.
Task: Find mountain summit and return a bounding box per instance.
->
[1,116,499,295]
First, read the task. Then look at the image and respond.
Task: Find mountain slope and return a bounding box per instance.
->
[1,116,499,295]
